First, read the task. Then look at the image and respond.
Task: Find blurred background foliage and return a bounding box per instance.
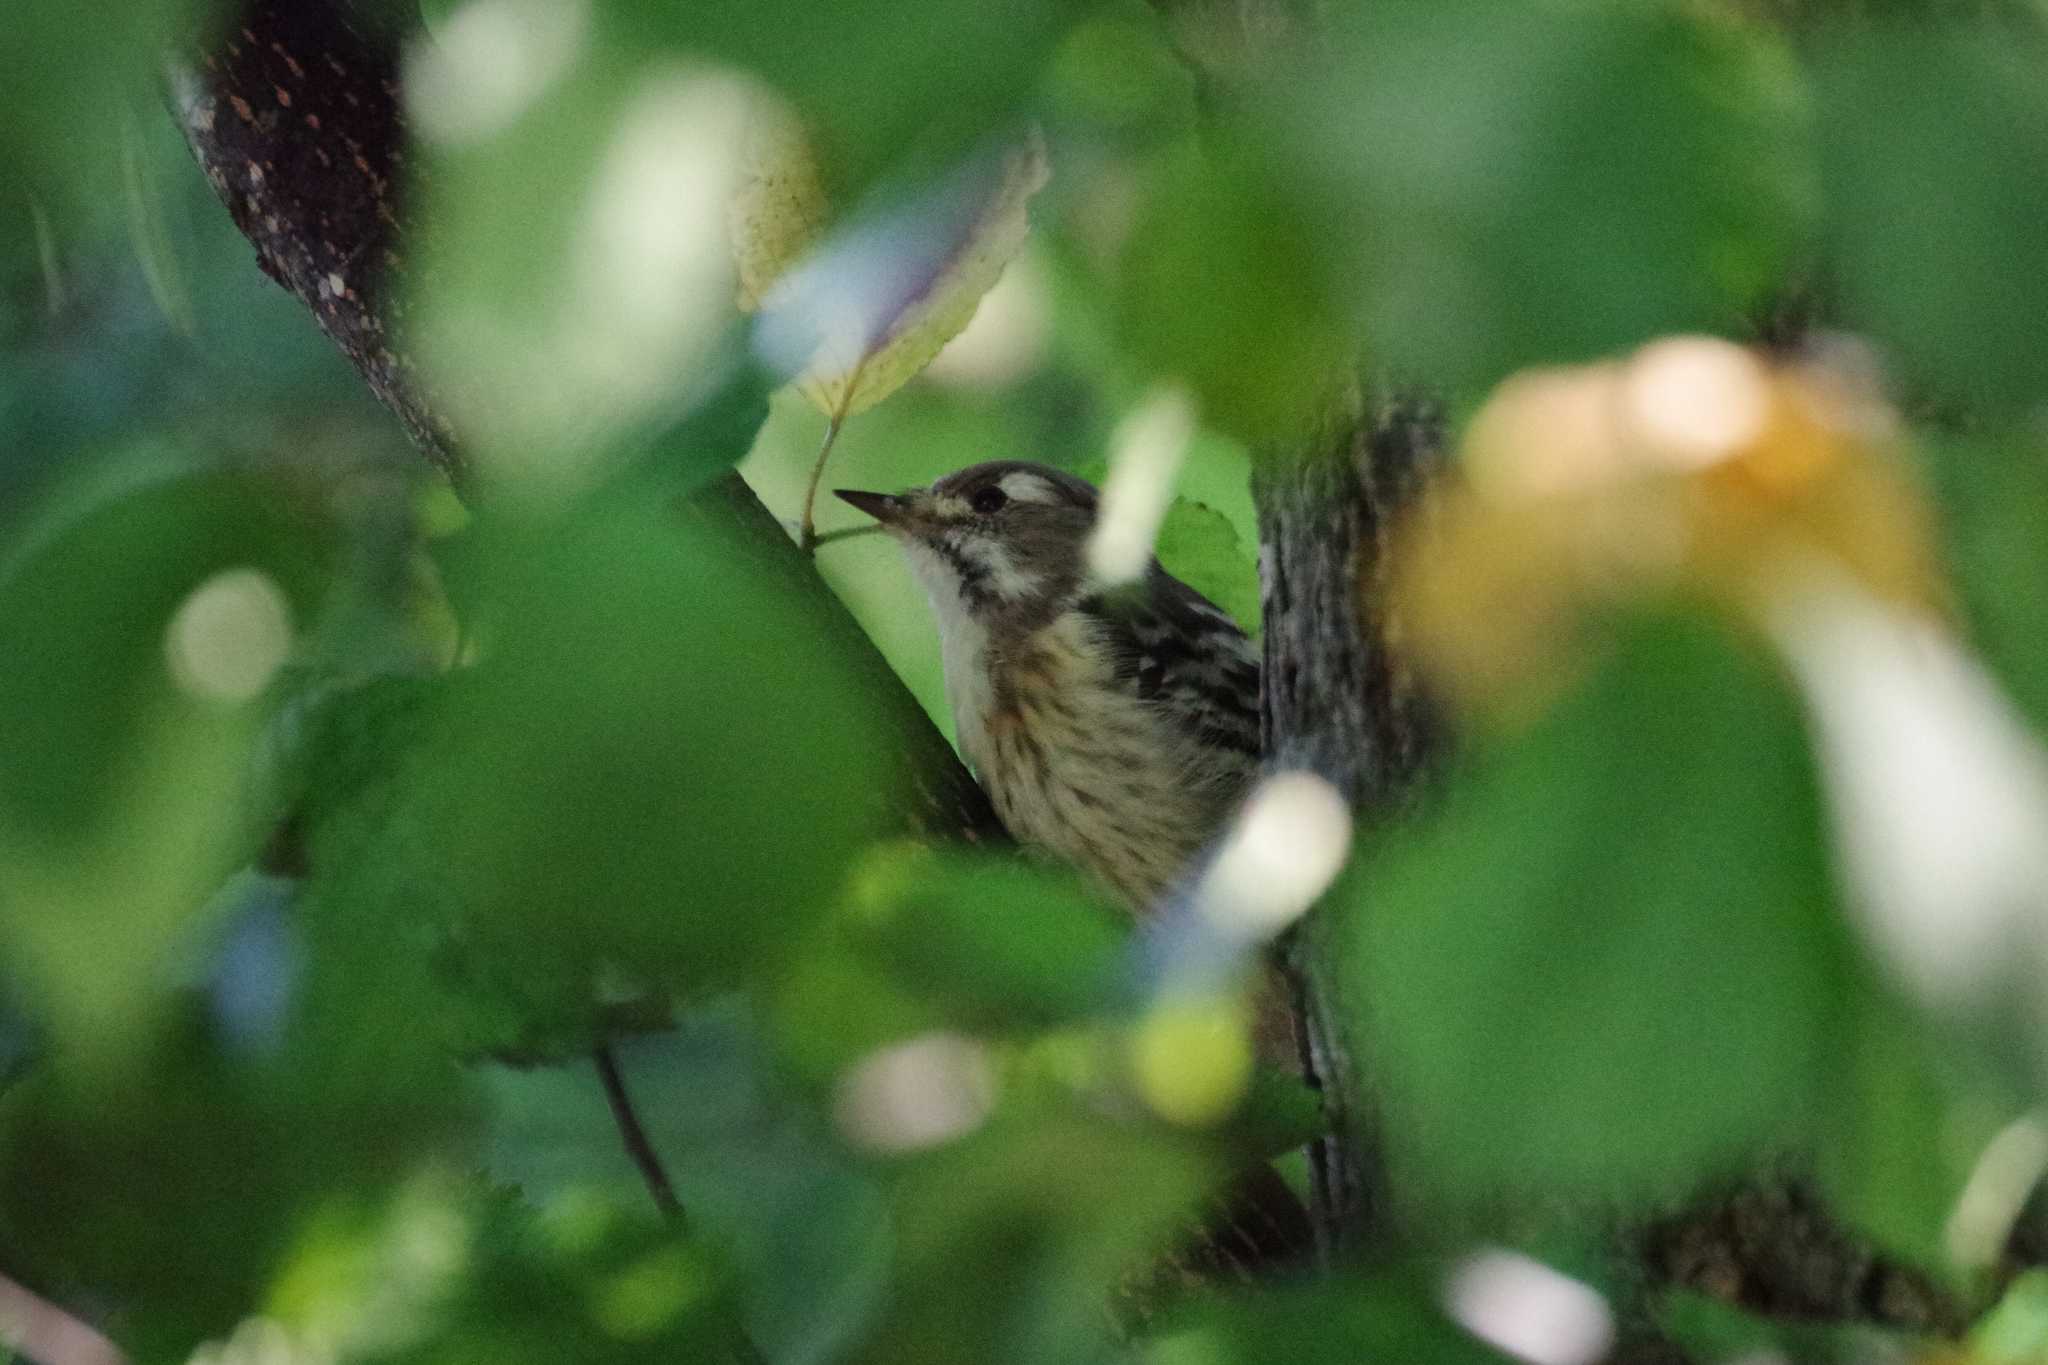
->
[6,0,2048,1362]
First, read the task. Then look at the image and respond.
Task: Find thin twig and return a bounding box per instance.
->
[592,1046,771,1365]
[796,412,846,555]
[593,1043,685,1226]
[808,523,883,549]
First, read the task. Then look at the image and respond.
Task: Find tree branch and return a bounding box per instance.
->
[167,1,460,482]
[168,0,1002,849]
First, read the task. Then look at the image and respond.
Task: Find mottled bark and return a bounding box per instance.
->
[168,2,457,481]
[170,0,1000,847]
[1255,391,1444,1258]
[1643,1175,1958,1337]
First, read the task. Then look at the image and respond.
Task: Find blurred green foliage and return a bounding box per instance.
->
[10,0,2048,1361]
[1267,2,1803,395]
[1150,1271,1511,1364]
[1356,613,1849,1203]
[0,0,204,251]
[1818,24,2048,412]
[1928,434,2048,733]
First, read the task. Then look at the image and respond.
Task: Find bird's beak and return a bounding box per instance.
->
[834,488,918,530]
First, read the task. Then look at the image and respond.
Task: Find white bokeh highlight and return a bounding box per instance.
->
[1191,771,1353,938]
[0,1269,125,1365]
[1444,1250,1615,1365]
[165,568,293,703]
[1946,1114,2048,1272]
[431,66,753,471]
[1768,573,2048,1008]
[408,0,590,145]
[1621,334,1770,471]
[833,1033,997,1155]
[1086,385,1196,589]
[567,72,752,413]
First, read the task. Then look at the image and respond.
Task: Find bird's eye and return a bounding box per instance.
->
[970,486,1008,516]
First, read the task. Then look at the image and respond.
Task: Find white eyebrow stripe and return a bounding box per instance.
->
[998,472,1059,504]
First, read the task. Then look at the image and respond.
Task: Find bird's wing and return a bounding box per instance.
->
[1080,567,1262,761]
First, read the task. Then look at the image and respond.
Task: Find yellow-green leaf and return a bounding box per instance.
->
[733,125,1049,422]
[729,104,831,315]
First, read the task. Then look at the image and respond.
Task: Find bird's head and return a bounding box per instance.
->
[836,461,1100,634]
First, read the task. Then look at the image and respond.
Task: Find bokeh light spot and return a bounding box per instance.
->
[1621,335,1770,471]
[1444,1249,1614,1365]
[1129,995,1252,1127]
[1088,384,1196,588]
[834,1032,996,1154]
[164,567,293,703]
[408,0,590,145]
[1193,771,1353,938]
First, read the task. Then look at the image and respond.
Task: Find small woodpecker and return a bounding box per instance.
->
[837,460,1261,910]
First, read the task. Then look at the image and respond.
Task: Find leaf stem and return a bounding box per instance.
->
[796,412,846,555]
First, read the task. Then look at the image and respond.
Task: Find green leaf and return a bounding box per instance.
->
[1657,1291,1914,1365]
[300,495,906,1055]
[1813,988,2003,1280]
[858,1103,1210,1364]
[847,845,1130,1032]
[0,0,203,250]
[1149,1269,1508,1365]
[630,351,776,496]
[0,1001,471,1362]
[1973,1270,2048,1365]
[1043,2,1198,151]
[475,1016,890,1363]
[1351,611,1848,1203]
[0,455,331,1055]
[766,941,942,1086]
[0,454,324,837]
[336,1179,747,1365]
[1925,434,2048,739]
[1152,488,1261,636]
[409,46,761,475]
[1114,138,1352,446]
[615,0,1093,188]
[1229,1067,1327,1162]
[0,1054,305,1357]
[1819,24,2048,412]
[1274,4,1800,394]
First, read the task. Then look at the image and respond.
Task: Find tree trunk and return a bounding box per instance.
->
[1254,391,1444,1258]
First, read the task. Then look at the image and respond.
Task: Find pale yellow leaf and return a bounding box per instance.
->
[728,104,831,313]
[731,125,1050,422]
